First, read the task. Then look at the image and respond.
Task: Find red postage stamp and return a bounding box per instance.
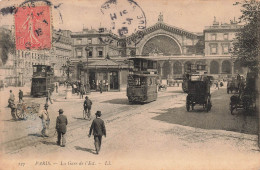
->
[14,5,51,50]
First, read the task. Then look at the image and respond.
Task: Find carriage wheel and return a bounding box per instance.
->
[186,103,190,112]
[186,96,190,112]
[230,103,234,115]
[16,108,26,120]
[206,96,212,112]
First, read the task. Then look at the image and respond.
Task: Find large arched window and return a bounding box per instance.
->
[142,35,182,56]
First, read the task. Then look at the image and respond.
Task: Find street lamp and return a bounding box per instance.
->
[64,58,72,99]
[66,59,71,80]
[85,46,90,94]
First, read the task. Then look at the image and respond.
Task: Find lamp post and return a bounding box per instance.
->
[65,59,72,99]
[66,59,71,81]
[85,46,90,94]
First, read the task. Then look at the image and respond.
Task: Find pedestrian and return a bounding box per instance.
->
[56,109,68,147]
[215,81,219,90]
[83,96,92,120]
[46,89,53,104]
[8,90,15,108]
[105,80,109,91]
[99,82,103,94]
[88,111,106,154]
[10,100,17,120]
[80,86,85,99]
[38,104,50,137]
[18,89,23,103]
[55,83,58,93]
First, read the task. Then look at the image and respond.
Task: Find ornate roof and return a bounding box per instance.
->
[126,22,199,41]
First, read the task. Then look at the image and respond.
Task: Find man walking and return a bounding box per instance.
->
[18,89,23,103]
[38,104,50,137]
[99,82,103,94]
[46,89,53,104]
[8,90,15,107]
[56,109,68,147]
[83,96,92,120]
[88,111,106,154]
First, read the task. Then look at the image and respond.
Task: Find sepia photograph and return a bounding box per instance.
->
[0,0,259,169]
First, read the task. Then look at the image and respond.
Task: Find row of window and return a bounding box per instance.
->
[76,49,103,58]
[209,44,230,55]
[76,38,92,45]
[210,33,229,41]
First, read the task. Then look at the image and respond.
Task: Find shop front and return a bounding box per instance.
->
[82,59,129,92]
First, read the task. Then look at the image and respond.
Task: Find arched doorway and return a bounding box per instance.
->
[222,60,231,74]
[173,61,182,74]
[162,61,171,79]
[210,61,219,74]
[141,35,182,56]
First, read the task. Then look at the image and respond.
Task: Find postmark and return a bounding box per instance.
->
[100,0,146,37]
[14,1,52,50]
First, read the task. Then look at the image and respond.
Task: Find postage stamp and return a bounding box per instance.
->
[100,0,146,37]
[14,4,51,50]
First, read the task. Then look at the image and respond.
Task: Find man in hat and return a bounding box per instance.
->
[46,89,53,104]
[88,111,106,154]
[8,90,15,108]
[56,109,68,147]
[18,89,23,103]
[83,96,92,120]
[38,104,50,137]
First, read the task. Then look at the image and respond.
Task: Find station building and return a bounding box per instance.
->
[69,14,244,91]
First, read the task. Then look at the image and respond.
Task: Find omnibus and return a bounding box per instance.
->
[127,57,158,103]
[31,65,55,97]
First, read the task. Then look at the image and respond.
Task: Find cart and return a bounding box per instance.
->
[230,73,257,114]
[15,102,40,120]
[227,78,239,94]
[186,75,212,112]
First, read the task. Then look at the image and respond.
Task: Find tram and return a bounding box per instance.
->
[127,57,158,103]
[31,65,55,97]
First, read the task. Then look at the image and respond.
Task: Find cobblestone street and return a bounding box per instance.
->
[0,85,259,169]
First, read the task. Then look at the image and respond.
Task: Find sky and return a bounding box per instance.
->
[0,0,242,35]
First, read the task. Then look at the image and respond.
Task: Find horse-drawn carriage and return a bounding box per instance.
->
[229,73,256,114]
[12,102,40,120]
[227,78,239,94]
[186,75,212,112]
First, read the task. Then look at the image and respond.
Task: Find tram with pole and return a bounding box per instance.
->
[127,57,159,103]
[31,65,55,97]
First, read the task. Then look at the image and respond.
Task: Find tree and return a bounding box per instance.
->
[232,0,260,75]
[0,30,15,65]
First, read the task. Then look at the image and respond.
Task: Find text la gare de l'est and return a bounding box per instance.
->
[35,160,111,166]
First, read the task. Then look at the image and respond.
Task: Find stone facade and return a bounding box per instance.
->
[69,16,245,90]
